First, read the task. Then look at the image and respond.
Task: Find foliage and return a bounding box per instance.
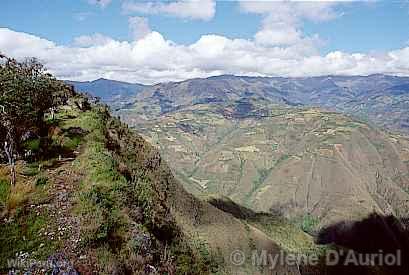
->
[0,54,75,184]
[23,138,41,152]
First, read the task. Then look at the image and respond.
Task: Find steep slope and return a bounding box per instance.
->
[1,97,305,274]
[123,101,409,227]
[96,103,303,274]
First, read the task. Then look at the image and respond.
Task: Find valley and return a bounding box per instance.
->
[76,75,409,228]
[119,100,409,227]
[1,57,408,275]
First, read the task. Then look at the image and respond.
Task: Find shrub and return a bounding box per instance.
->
[35,176,48,186]
[23,138,41,152]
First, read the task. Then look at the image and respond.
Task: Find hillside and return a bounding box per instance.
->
[1,94,311,274]
[119,99,409,228]
[102,74,409,134]
[1,57,408,274]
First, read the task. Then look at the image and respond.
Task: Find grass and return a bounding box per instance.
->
[65,109,129,245]
[21,162,40,177]
[60,135,82,151]
[67,107,225,274]
[0,165,51,214]
[170,236,225,275]
[6,182,34,213]
[0,161,55,270]
[250,215,323,256]
[294,214,320,235]
[0,210,58,270]
[0,179,10,206]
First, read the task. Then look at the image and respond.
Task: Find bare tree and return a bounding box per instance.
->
[0,104,16,185]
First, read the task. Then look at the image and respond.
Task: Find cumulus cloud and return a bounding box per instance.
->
[240,1,341,47]
[1,27,409,84]
[122,0,216,21]
[128,16,152,40]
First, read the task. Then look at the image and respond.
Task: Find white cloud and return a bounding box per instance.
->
[122,0,216,21]
[240,1,339,22]
[73,33,114,47]
[88,0,112,8]
[240,1,341,47]
[1,27,409,85]
[128,16,152,40]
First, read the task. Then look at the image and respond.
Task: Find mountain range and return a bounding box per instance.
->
[66,78,146,108]
[70,74,409,228]
[70,74,409,133]
[1,66,409,274]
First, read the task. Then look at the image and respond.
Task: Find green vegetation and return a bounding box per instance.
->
[23,138,41,152]
[244,168,271,206]
[0,211,58,269]
[275,154,290,167]
[296,214,320,235]
[62,108,128,247]
[0,179,10,205]
[250,216,323,255]
[3,56,408,274]
[59,107,219,273]
[0,54,74,184]
[34,175,48,186]
[21,163,41,177]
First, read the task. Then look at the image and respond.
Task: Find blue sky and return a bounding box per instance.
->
[1,1,409,83]
[2,1,409,52]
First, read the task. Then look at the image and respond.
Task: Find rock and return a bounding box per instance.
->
[48,253,79,275]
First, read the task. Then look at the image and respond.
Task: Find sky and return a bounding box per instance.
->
[1,0,409,84]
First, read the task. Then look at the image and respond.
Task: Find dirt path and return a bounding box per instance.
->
[46,160,82,254]
[39,157,97,274]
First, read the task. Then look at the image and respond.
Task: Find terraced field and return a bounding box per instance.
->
[120,101,409,227]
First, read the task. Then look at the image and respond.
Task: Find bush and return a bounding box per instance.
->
[35,176,48,186]
[23,138,41,152]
